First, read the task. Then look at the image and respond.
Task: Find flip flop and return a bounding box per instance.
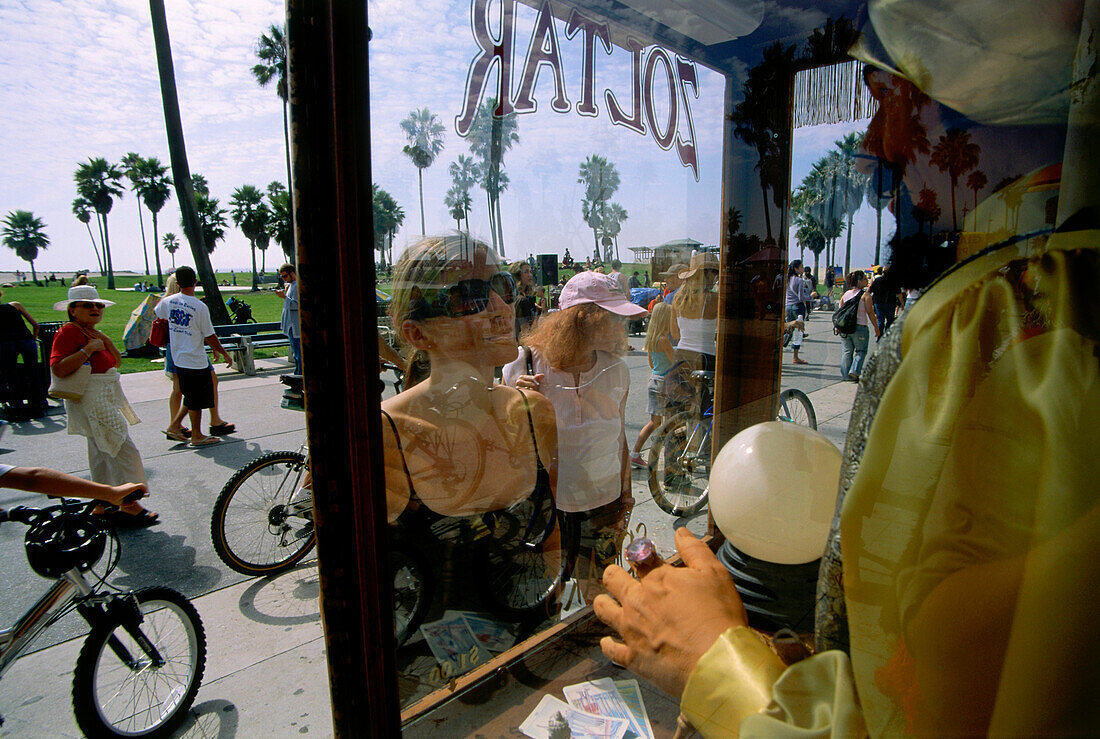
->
[165,429,189,442]
[109,509,160,528]
[793,359,809,365]
[209,422,236,436]
[190,436,221,447]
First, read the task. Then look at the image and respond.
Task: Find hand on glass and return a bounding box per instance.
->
[593,527,748,698]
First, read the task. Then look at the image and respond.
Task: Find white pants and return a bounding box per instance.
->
[87,436,147,487]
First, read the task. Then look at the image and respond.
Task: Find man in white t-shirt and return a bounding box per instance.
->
[155,266,232,447]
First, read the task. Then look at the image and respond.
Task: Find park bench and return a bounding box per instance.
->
[212,322,289,375]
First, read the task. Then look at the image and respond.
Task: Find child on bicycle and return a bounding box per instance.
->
[629,301,674,468]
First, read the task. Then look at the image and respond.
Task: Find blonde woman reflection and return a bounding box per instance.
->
[382,235,565,617]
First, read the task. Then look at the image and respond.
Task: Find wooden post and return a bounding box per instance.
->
[288,0,400,733]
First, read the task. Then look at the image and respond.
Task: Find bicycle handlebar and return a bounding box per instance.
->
[0,499,103,527]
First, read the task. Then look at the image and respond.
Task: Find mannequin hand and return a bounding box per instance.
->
[593,527,747,698]
[516,373,544,391]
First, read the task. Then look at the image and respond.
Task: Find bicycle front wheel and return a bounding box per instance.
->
[777,388,817,429]
[73,587,206,738]
[211,451,315,576]
[647,412,711,516]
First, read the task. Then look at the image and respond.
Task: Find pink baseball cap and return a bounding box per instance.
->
[559,271,648,317]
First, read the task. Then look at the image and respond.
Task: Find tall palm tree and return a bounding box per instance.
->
[229,184,269,291]
[372,185,404,267]
[135,157,173,288]
[252,24,295,261]
[150,0,228,322]
[400,108,446,235]
[444,187,471,232]
[72,197,104,274]
[162,232,180,269]
[833,133,868,274]
[467,98,518,255]
[912,186,942,236]
[120,152,152,275]
[930,128,981,232]
[578,154,621,260]
[74,157,124,289]
[2,210,49,282]
[266,181,293,262]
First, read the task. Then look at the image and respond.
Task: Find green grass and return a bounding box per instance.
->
[3,281,289,374]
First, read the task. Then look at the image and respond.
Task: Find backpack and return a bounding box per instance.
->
[832,289,865,335]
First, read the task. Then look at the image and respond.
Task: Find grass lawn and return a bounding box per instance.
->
[3,281,289,374]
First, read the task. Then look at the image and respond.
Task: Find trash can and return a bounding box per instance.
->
[37,321,64,388]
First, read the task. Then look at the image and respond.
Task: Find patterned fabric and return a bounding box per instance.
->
[815,307,907,654]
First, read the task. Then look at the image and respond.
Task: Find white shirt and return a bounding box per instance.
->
[155,293,214,370]
[502,348,628,513]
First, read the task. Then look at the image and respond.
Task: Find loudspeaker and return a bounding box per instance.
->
[537,254,558,286]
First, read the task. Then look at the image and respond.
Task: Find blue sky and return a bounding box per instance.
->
[1,0,882,275]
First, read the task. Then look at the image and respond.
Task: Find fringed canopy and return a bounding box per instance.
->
[793,60,878,128]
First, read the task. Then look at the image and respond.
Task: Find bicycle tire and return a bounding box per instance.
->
[73,587,206,738]
[391,540,433,647]
[211,451,316,577]
[647,411,711,517]
[478,507,579,619]
[777,388,817,430]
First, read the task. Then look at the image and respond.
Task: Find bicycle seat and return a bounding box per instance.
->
[690,370,715,381]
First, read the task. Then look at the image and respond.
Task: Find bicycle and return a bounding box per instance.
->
[0,499,206,737]
[646,370,817,517]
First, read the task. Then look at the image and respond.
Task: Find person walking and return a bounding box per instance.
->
[155,266,233,447]
[48,285,158,525]
[839,270,879,381]
[275,263,302,375]
[629,302,675,467]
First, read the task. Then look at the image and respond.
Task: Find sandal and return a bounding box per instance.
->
[209,422,236,436]
[793,358,809,365]
[190,436,221,447]
[165,429,190,442]
[108,509,160,528]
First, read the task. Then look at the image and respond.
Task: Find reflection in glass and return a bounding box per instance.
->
[381,235,574,705]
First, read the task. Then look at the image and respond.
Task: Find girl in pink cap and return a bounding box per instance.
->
[503,270,648,596]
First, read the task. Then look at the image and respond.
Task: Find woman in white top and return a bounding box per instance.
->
[504,271,647,593]
[839,270,879,381]
[667,251,719,410]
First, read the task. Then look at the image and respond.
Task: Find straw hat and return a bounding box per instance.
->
[659,262,688,278]
[678,251,720,280]
[53,285,115,311]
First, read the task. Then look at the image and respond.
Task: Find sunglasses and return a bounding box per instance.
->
[74,302,105,310]
[408,272,516,320]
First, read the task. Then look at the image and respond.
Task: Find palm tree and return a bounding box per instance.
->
[120,152,152,275]
[229,184,270,290]
[467,98,519,255]
[252,24,295,261]
[864,162,892,265]
[72,197,105,274]
[2,210,49,282]
[74,157,124,289]
[135,157,173,288]
[912,185,942,236]
[967,169,988,219]
[578,154,621,260]
[448,154,480,231]
[372,185,404,267]
[162,232,180,269]
[603,203,628,260]
[266,182,293,261]
[444,186,471,232]
[833,133,868,274]
[930,128,981,232]
[400,108,446,235]
[189,175,228,256]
